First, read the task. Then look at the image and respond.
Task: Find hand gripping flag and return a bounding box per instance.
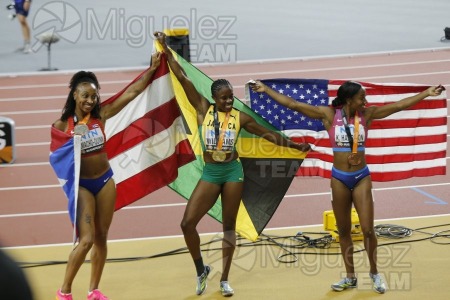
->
[155,42,309,241]
[245,79,447,181]
[50,55,195,242]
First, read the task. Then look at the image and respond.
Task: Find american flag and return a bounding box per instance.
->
[245,79,447,181]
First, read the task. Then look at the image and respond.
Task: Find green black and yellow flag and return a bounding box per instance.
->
[156,43,308,241]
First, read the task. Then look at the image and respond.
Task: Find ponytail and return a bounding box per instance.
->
[331,81,362,108]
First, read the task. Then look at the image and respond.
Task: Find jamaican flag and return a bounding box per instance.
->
[155,42,308,241]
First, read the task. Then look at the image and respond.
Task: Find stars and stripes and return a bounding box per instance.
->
[246,79,447,181]
[251,79,328,132]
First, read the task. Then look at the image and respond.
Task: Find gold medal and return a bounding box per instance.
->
[348,153,361,166]
[212,150,226,162]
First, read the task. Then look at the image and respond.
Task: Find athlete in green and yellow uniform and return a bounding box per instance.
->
[155,31,310,297]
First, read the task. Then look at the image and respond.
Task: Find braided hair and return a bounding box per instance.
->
[331,81,362,108]
[61,71,101,121]
[211,79,232,98]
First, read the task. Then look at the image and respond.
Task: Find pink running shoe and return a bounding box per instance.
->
[56,289,73,300]
[87,289,109,300]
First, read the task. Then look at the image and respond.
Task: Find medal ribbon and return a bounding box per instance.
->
[213,106,230,151]
[352,112,359,154]
[76,113,91,125]
[341,109,359,154]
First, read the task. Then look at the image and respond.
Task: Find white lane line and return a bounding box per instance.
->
[0,93,115,102]
[0,184,60,190]
[0,109,59,115]
[0,182,450,218]
[4,213,450,249]
[1,57,450,100]
[0,162,49,167]
[0,203,188,218]
[211,63,450,79]
[16,142,49,147]
[0,80,129,90]
[2,180,450,192]
[7,153,450,168]
[16,125,50,129]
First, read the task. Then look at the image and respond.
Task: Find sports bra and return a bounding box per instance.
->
[327,109,368,152]
[199,105,241,153]
[65,116,106,157]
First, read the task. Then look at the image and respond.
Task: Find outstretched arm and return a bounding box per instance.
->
[101,52,162,119]
[240,112,311,152]
[154,31,208,115]
[365,85,444,121]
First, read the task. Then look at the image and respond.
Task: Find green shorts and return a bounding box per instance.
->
[201,159,244,184]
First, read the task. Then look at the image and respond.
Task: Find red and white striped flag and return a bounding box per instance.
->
[246,79,447,181]
[103,56,195,209]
